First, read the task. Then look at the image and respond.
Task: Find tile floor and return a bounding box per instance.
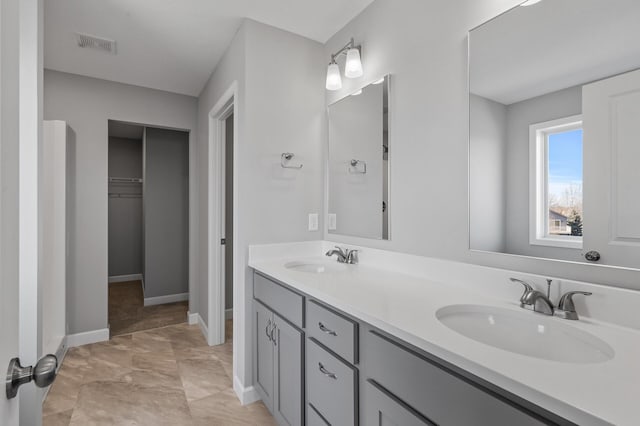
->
[43,320,275,425]
[108,281,189,336]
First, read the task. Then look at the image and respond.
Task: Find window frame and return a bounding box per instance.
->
[529,115,583,249]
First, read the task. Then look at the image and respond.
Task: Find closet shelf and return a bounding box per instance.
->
[109,177,143,184]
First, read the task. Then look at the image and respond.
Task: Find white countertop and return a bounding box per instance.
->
[250,252,640,426]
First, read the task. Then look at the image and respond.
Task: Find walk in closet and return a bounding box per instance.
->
[108,120,189,315]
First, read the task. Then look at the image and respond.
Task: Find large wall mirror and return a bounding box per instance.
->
[328,75,390,240]
[469,0,640,269]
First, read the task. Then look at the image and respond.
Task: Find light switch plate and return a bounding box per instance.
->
[308,213,319,231]
[328,213,337,230]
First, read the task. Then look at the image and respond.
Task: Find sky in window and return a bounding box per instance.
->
[548,128,583,203]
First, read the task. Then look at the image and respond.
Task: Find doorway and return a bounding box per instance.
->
[224,113,234,335]
[107,120,190,336]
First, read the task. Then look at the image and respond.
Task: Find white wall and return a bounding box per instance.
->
[197,19,325,393]
[323,0,640,288]
[43,70,197,334]
[469,94,507,253]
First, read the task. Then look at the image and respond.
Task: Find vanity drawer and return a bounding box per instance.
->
[307,338,358,426]
[253,272,304,328]
[306,300,358,364]
[363,330,549,426]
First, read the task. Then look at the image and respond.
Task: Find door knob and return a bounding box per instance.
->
[5,354,58,399]
[584,250,601,262]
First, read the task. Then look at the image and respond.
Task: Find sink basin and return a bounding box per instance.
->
[284,261,347,274]
[436,305,614,364]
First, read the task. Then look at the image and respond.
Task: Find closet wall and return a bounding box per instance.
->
[108,132,144,279]
[144,127,189,300]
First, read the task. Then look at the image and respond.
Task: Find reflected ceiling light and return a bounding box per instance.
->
[521,0,542,6]
[351,89,363,96]
[325,61,342,90]
[372,77,385,85]
[325,37,363,91]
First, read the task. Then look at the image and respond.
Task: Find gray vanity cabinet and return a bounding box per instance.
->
[253,273,305,426]
[363,379,433,426]
[254,301,275,410]
[252,270,573,426]
[273,314,304,426]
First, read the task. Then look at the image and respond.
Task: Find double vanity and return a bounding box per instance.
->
[249,241,640,426]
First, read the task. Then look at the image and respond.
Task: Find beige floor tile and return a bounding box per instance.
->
[43,409,73,426]
[43,320,274,425]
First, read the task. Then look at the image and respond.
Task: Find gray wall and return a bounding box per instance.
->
[144,128,190,298]
[43,69,197,334]
[108,136,143,277]
[469,94,507,253]
[197,19,325,387]
[504,86,582,261]
[323,0,640,288]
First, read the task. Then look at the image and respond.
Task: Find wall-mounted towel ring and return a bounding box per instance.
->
[349,159,367,174]
[281,153,303,169]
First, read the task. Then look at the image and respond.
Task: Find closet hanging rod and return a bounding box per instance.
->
[109,193,142,198]
[109,177,143,183]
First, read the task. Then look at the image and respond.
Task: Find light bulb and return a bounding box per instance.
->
[345,48,363,79]
[326,62,342,90]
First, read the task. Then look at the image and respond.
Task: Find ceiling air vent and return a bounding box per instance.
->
[75,33,117,54]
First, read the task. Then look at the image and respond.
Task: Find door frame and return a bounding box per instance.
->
[207,82,238,348]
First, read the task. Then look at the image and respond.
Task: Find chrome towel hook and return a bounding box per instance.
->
[281,153,303,169]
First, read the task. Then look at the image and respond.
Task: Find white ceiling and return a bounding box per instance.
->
[44,0,374,97]
[470,0,640,105]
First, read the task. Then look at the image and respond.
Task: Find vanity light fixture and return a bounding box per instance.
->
[325,38,363,90]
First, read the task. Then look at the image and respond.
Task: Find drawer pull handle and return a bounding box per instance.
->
[271,323,277,346]
[265,319,272,342]
[318,322,337,336]
[318,363,337,380]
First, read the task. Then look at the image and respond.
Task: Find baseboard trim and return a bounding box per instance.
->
[197,313,209,343]
[108,274,143,283]
[234,376,260,406]
[144,292,188,307]
[66,328,109,348]
[187,311,199,325]
[225,308,233,320]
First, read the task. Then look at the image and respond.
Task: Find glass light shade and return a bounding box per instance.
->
[344,48,363,78]
[326,62,342,90]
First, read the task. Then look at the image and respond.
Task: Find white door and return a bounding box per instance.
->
[1,0,46,425]
[583,68,640,268]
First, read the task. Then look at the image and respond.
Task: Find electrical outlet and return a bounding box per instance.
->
[328,213,337,230]
[308,213,319,231]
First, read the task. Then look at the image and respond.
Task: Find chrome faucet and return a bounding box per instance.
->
[325,246,358,264]
[509,278,592,320]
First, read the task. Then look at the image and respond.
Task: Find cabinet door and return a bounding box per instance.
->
[364,380,434,426]
[254,301,274,409]
[274,313,304,426]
